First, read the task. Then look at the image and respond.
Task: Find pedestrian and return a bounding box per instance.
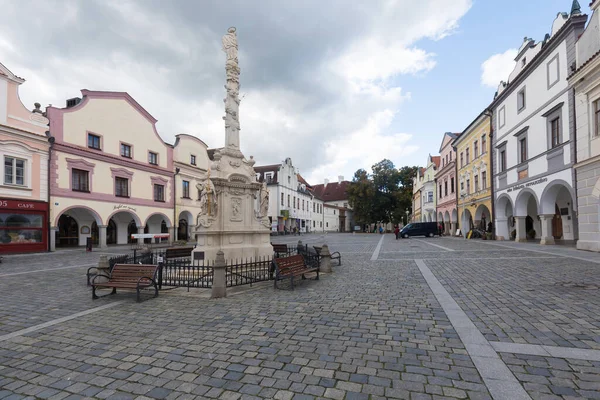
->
[394,225,400,240]
[379,226,383,235]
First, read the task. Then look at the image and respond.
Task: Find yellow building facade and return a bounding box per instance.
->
[453,111,493,234]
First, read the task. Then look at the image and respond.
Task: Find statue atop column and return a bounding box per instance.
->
[222,27,242,154]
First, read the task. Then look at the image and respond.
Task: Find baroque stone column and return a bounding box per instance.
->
[514,217,527,242]
[539,214,555,245]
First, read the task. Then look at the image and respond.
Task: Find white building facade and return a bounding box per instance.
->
[569,0,600,251]
[491,10,586,243]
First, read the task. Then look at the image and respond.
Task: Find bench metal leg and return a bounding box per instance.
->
[92,286,98,300]
[111,287,117,295]
[136,286,141,303]
[316,269,319,280]
[290,276,294,290]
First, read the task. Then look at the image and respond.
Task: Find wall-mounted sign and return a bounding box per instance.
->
[80,226,90,234]
[130,233,169,239]
[114,204,137,212]
[506,177,548,193]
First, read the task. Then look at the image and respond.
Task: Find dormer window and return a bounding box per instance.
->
[190,155,196,165]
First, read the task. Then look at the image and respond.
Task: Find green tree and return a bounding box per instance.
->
[371,159,401,224]
[347,168,375,225]
[395,166,419,223]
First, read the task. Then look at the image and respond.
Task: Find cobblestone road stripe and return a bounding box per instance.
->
[415,259,531,400]
[483,241,600,264]
[0,263,96,277]
[413,238,455,251]
[0,301,125,342]
[370,235,384,261]
[490,341,600,361]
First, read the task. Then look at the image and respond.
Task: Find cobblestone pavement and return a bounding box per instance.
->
[1,234,600,399]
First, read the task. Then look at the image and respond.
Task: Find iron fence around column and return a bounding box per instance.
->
[158,259,214,289]
[226,256,274,287]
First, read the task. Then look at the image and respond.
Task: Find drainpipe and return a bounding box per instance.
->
[47,134,54,252]
[571,85,578,241]
[485,109,495,239]
[174,167,180,243]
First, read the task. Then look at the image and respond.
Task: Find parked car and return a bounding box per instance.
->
[399,222,439,238]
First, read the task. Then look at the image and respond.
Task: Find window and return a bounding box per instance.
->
[287,195,290,207]
[444,181,448,196]
[450,152,452,161]
[461,181,464,192]
[474,141,478,158]
[521,57,526,67]
[182,180,190,198]
[547,55,560,89]
[4,157,25,186]
[281,193,284,206]
[148,152,158,165]
[326,222,329,228]
[154,184,165,202]
[466,179,470,194]
[466,148,470,164]
[344,203,348,208]
[333,210,336,215]
[439,184,442,199]
[288,176,291,184]
[198,188,202,200]
[519,137,527,163]
[427,192,433,203]
[72,169,89,192]
[500,150,507,172]
[451,177,454,193]
[445,155,448,165]
[115,177,129,197]
[474,175,479,192]
[595,100,600,137]
[313,203,315,212]
[551,117,560,148]
[460,152,464,167]
[302,200,304,211]
[482,171,487,190]
[88,133,101,150]
[190,155,196,165]
[517,87,526,111]
[293,196,296,209]
[481,135,487,154]
[120,143,132,158]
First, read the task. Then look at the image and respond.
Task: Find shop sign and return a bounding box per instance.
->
[130,233,169,239]
[114,204,137,212]
[506,177,548,193]
[0,199,48,211]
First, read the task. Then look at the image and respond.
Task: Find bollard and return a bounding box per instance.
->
[320,244,332,273]
[211,250,227,299]
[91,255,110,285]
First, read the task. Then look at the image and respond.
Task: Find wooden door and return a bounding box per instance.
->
[552,204,563,239]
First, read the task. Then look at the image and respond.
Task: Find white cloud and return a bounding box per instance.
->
[1,0,473,186]
[481,48,518,88]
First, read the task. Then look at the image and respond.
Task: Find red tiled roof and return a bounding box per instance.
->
[297,174,312,188]
[311,181,350,202]
[569,48,600,79]
[431,156,441,168]
[419,168,425,177]
[254,164,280,183]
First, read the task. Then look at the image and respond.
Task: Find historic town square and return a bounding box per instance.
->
[3,0,600,399]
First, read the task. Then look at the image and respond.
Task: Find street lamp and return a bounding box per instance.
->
[460,192,467,239]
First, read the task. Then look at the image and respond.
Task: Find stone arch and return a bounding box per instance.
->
[451,209,458,223]
[461,208,473,233]
[106,210,142,245]
[496,194,515,240]
[496,194,514,218]
[515,188,539,217]
[540,179,577,215]
[438,212,443,222]
[177,210,194,242]
[144,213,172,228]
[475,204,491,230]
[105,209,142,227]
[444,211,451,223]
[54,205,102,227]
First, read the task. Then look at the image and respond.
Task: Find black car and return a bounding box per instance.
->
[399,222,439,238]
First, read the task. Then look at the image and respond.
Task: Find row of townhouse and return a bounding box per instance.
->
[254,158,354,234]
[0,61,355,254]
[412,0,600,250]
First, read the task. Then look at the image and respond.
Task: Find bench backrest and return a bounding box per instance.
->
[111,264,158,281]
[165,247,193,259]
[271,244,288,253]
[274,255,306,275]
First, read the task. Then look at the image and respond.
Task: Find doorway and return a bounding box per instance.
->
[553,204,563,239]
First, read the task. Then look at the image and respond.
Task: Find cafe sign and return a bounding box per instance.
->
[0,199,48,211]
[506,177,548,193]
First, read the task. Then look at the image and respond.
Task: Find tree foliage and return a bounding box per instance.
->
[347,161,420,225]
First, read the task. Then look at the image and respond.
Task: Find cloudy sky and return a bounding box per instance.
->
[0,0,589,185]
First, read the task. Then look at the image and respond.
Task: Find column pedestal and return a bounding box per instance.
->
[211,250,227,299]
[539,214,555,245]
[98,225,108,249]
[168,227,175,244]
[495,218,508,241]
[514,217,527,242]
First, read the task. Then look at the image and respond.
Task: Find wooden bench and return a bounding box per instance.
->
[273,254,319,289]
[165,247,194,261]
[313,246,342,266]
[91,264,159,302]
[271,243,289,258]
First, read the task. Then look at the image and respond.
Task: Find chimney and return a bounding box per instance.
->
[324,179,329,185]
[338,175,344,183]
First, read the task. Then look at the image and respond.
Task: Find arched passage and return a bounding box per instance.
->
[496,194,514,240]
[145,213,172,243]
[460,209,473,236]
[177,210,194,242]
[106,210,142,245]
[540,180,577,242]
[55,207,102,248]
[514,189,540,241]
[444,211,451,234]
[475,204,491,232]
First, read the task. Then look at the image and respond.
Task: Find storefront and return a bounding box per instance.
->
[0,199,48,254]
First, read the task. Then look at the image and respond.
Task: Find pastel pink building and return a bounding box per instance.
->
[0,62,50,254]
[46,90,174,250]
[436,132,460,235]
